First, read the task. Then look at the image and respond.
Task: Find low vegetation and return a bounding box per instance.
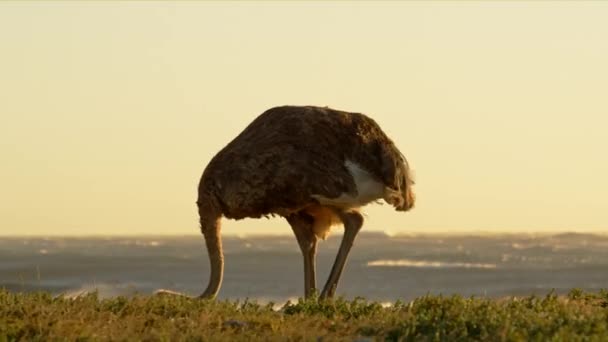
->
[1,289,607,341]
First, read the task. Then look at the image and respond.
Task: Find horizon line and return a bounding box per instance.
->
[0,230,606,238]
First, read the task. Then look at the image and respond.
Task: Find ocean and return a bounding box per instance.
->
[1,233,607,305]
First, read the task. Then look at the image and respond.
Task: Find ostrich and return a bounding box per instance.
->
[197,105,415,299]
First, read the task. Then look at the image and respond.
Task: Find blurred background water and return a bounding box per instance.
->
[1,233,607,304]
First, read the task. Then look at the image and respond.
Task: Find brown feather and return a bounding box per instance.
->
[198,105,415,220]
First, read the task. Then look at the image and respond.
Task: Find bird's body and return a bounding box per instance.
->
[197,105,415,299]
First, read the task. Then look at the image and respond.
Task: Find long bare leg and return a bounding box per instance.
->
[287,213,318,299]
[320,210,363,299]
[198,207,223,299]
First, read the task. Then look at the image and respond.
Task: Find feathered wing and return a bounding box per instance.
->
[201,105,414,218]
[206,133,358,219]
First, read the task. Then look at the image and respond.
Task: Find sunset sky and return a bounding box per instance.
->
[1,2,607,236]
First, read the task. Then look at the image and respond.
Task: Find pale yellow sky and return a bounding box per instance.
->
[1,2,607,236]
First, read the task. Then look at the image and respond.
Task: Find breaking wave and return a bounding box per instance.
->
[61,283,141,299]
[366,259,497,269]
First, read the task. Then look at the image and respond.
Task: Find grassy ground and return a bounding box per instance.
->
[1,289,607,341]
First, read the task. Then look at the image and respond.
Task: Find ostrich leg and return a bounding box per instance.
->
[320,211,363,299]
[287,213,318,299]
[198,208,223,299]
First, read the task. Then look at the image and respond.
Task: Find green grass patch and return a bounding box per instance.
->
[1,289,607,341]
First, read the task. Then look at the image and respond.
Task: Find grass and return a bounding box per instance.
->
[1,289,608,341]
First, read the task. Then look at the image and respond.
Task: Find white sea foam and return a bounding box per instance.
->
[511,243,526,250]
[154,289,189,297]
[61,283,139,299]
[367,259,497,269]
[271,297,300,310]
[117,240,162,247]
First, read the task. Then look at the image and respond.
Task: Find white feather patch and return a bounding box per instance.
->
[311,160,385,209]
